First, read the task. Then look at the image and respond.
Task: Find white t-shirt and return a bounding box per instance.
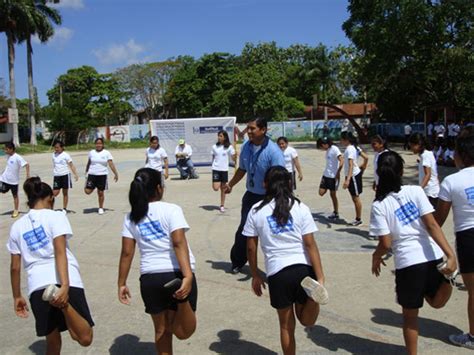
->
[438,167,474,232]
[6,209,83,296]
[175,144,192,159]
[374,149,389,186]
[323,145,342,178]
[448,123,460,137]
[418,150,439,198]
[370,185,444,269]
[0,153,28,185]
[435,125,446,137]
[52,151,72,176]
[404,125,412,135]
[344,145,361,177]
[145,147,168,172]
[282,146,298,173]
[88,149,113,176]
[211,144,236,172]
[122,201,196,275]
[242,199,318,276]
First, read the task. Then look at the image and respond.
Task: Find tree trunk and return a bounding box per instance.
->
[7,30,20,147]
[27,37,37,146]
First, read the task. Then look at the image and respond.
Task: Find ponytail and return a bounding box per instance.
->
[255,166,299,226]
[129,168,162,224]
[23,177,53,208]
[375,151,404,202]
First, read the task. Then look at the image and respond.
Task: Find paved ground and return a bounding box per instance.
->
[0,142,471,354]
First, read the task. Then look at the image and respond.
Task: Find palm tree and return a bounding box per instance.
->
[21,0,61,145]
[0,0,32,146]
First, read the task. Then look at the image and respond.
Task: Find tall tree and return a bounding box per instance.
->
[0,0,32,146]
[20,0,61,145]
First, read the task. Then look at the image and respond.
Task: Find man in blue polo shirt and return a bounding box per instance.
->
[224,117,285,273]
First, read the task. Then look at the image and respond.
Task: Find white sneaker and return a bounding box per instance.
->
[349,219,362,226]
[219,206,225,213]
[301,276,329,305]
[62,209,67,215]
[437,261,459,285]
[42,284,59,302]
[449,333,474,349]
[98,208,104,215]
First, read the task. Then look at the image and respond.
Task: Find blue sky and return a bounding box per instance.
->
[0,0,351,105]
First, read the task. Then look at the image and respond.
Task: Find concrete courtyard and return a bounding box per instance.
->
[0,142,471,354]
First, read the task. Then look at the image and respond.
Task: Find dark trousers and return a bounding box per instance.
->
[404,135,410,150]
[230,191,265,269]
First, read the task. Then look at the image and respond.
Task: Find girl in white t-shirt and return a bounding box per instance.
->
[317,137,343,220]
[8,177,93,353]
[243,166,328,355]
[409,133,440,208]
[370,151,457,354]
[435,127,474,349]
[118,168,197,353]
[341,132,366,226]
[84,138,119,215]
[370,135,389,191]
[277,136,303,191]
[145,136,169,181]
[1,142,30,218]
[52,140,79,213]
[211,130,236,212]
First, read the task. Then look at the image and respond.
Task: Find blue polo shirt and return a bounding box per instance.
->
[239,137,285,195]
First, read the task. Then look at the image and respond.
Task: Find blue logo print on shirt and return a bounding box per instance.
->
[266,215,295,235]
[395,201,420,225]
[22,226,49,252]
[465,186,474,205]
[138,220,166,242]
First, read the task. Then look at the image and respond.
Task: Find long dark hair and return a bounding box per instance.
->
[456,126,474,167]
[216,130,231,148]
[371,134,388,150]
[375,151,404,202]
[129,168,162,224]
[23,177,53,208]
[150,135,160,149]
[340,131,358,148]
[408,133,430,153]
[255,166,300,226]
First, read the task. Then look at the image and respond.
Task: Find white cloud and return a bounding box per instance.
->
[93,39,148,66]
[32,27,74,48]
[49,0,84,10]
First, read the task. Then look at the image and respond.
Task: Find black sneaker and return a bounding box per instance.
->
[328,212,339,220]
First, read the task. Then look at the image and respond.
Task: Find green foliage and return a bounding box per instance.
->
[343,0,474,120]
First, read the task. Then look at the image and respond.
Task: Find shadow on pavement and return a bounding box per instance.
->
[83,208,114,214]
[29,340,46,355]
[370,308,463,344]
[109,334,155,354]
[209,329,277,354]
[335,227,371,240]
[205,260,254,281]
[312,212,347,228]
[305,325,405,354]
[200,205,220,211]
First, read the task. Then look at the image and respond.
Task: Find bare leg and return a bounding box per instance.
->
[351,195,362,220]
[220,183,226,207]
[45,328,62,355]
[295,298,320,326]
[212,182,220,192]
[318,188,326,197]
[61,303,93,347]
[462,273,474,334]
[97,190,104,209]
[277,306,296,355]
[62,189,69,210]
[402,307,419,355]
[151,312,173,355]
[330,190,339,214]
[13,195,19,211]
[53,189,60,198]
[425,281,452,309]
[84,188,93,195]
[171,301,197,340]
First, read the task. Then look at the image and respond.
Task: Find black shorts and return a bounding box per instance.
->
[0,181,18,196]
[53,174,71,190]
[395,258,444,309]
[268,264,315,309]
[140,271,198,314]
[85,175,107,191]
[456,228,474,274]
[319,176,337,191]
[212,170,229,183]
[348,172,363,197]
[29,286,94,337]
